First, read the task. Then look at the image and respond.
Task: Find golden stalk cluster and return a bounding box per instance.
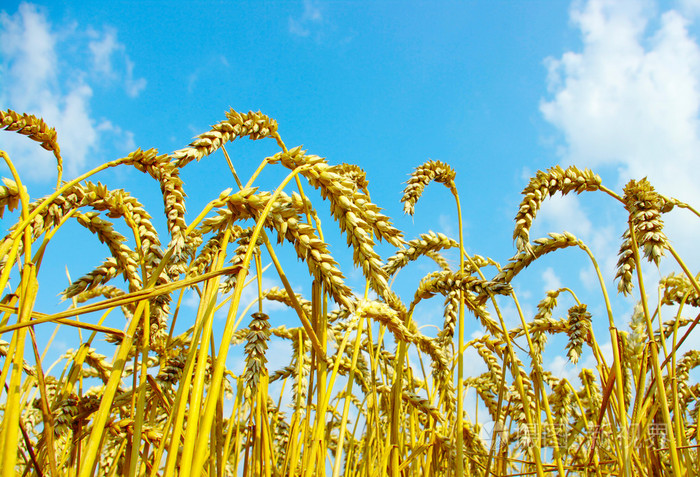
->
[0,108,699,476]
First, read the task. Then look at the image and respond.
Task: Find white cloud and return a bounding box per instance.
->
[542,266,563,292]
[542,0,700,198]
[534,194,592,239]
[0,3,143,182]
[0,2,55,101]
[541,0,700,272]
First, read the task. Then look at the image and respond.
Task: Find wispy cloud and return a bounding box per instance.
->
[187,55,230,94]
[87,26,146,97]
[0,2,144,181]
[677,0,700,19]
[541,266,563,292]
[438,213,457,239]
[289,0,324,38]
[88,26,119,76]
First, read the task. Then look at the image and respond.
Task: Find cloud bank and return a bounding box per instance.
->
[542,0,700,198]
[0,2,145,181]
[539,0,700,272]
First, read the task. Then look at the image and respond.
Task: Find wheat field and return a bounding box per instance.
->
[0,108,699,476]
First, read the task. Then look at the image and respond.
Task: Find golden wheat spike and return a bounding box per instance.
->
[0,109,63,181]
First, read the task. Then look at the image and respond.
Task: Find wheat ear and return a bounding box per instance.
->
[172,110,279,168]
[513,166,602,254]
[565,304,592,364]
[401,160,456,216]
[622,178,671,266]
[204,188,354,310]
[243,312,272,394]
[0,109,63,181]
[383,231,458,277]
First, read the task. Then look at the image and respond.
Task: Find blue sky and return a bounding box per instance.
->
[2,0,700,383]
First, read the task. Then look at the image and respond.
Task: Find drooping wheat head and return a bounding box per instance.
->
[513,166,602,254]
